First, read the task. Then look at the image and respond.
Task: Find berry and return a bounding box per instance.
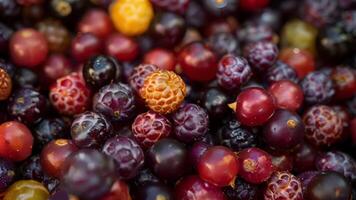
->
[331,66,356,100]
[237,23,275,45]
[178,42,218,82]
[135,183,174,200]
[131,168,160,188]
[240,0,270,12]
[128,64,159,94]
[34,118,68,148]
[172,103,209,143]
[49,73,91,116]
[7,87,47,125]
[203,0,237,16]
[315,151,356,182]
[71,32,102,62]
[132,111,171,148]
[216,55,253,91]
[223,178,258,200]
[301,71,335,104]
[0,68,12,100]
[265,61,299,84]
[0,0,20,19]
[150,0,189,14]
[201,87,231,119]
[41,54,72,85]
[184,2,206,28]
[302,0,338,28]
[105,33,139,62]
[93,83,136,122]
[264,171,303,200]
[49,0,86,19]
[293,142,318,173]
[0,59,16,78]
[147,138,187,180]
[4,180,49,200]
[9,28,48,68]
[109,0,154,36]
[0,158,15,192]
[61,149,116,200]
[71,111,113,149]
[14,68,39,88]
[270,151,294,172]
[102,136,144,179]
[238,147,274,184]
[0,121,33,162]
[279,48,315,78]
[303,105,343,147]
[140,70,186,114]
[83,55,117,89]
[198,146,239,187]
[188,142,210,168]
[235,87,276,126]
[298,171,319,194]
[207,32,241,58]
[268,80,304,111]
[245,41,278,71]
[100,180,132,200]
[78,9,113,39]
[143,48,176,71]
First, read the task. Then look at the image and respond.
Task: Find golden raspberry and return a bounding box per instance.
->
[0,68,12,100]
[109,0,154,36]
[140,70,186,114]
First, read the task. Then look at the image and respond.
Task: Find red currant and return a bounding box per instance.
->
[268,80,304,111]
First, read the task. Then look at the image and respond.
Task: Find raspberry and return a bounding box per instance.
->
[216,55,253,91]
[49,73,91,116]
[132,111,172,148]
[0,68,12,100]
[140,70,186,114]
[301,71,335,104]
[109,0,154,36]
[264,171,303,200]
[128,64,159,94]
[150,0,189,14]
[245,41,278,71]
[265,61,299,84]
[302,0,338,28]
[172,103,209,143]
[223,178,258,200]
[303,105,343,147]
[93,83,136,122]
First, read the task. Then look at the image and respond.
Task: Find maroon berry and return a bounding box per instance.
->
[71,32,102,62]
[301,71,335,104]
[188,142,210,168]
[150,0,190,14]
[128,64,159,94]
[245,41,278,71]
[270,151,294,172]
[78,9,113,39]
[207,32,241,58]
[41,54,72,85]
[216,55,253,91]
[298,171,319,195]
[302,0,338,28]
[303,105,343,147]
[0,158,15,192]
[293,142,318,173]
[265,61,299,84]
[264,171,303,200]
[237,23,275,45]
[172,103,209,143]
[268,80,304,111]
[105,33,139,62]
[132,111,171,148]
[143,48,176,71]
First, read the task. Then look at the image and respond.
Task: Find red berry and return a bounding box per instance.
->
[71,33,102,62]
[100,180,131,200]
[150,0,190,14]
[331,66,356,100]
[41,54,72,85]
[238,147,274,184]
[198,146,239,187]
[49,73,91,116]
[0,68,12,101]
[143,48,176,71]
[279,48,315,78]
[293,142,319,173]
[235,87,276,126]
[268,80,304,111]
[240,0,270,12]
[105,33,139,62]
[0,121,33,161]
[264,171,303,200]
[10,28,48,68]
[78,9,113,39]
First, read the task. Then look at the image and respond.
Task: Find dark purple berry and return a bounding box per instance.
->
[131,168,160,188]
[71,111,113,149]
[302,0,338,28]
[172,103,209,143]
[301,71,335,104]
[252,8,281,31]
[245,41,278,72]
[201,87,232,120]
[237,23,275,45]
[188,141,210,168]
[14,68,39,88]
[347,95,356,116]
[265,61,299,84]
[102,136,144,179]
[0,23,13,54]
[0,0,20,19]
[207,32,241,58]
[223,178,258,200]
[93,83,136,122]
[184,1,206,28]
[0,59,15,78]
[298,171,319,195]
[150,0,189,14]
[34,118,68,148]
[135,182,174,200]
[0,158,15,192]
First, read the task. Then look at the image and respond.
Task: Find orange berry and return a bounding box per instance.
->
[140,70,186,114]
[0,68,12,100]
[109,0,154,36]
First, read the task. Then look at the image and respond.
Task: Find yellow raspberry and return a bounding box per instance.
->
[109,0,154,36]
[140,70,186,114]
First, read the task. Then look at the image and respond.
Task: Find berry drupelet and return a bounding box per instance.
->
[245,41,278,72]
[301,71,335,105]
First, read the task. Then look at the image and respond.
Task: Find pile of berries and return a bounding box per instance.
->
[0,0,355,200]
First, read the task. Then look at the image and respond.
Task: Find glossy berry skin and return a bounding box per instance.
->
[41,54,72,85]
[61,149,116,200]
[235,87,276,126]
[298,171,319,194]
[201,87,231,119]
[83,55,117,89]
[7,87,47,125]
[216,55,253,91]
[279,48,315,78]
[132,111,171,148]
[203,0,237,16]
[34,118,68,148]
[143,48,176,71]
[302,0,338,28]
[265,61,299,84]
[172,103,209,143]
[109,0,153,36]
[175,175,226,200]
[140,70,186,114]
[331,66,356,100]
[105,33,139,62]
[240,0,270,12]
[78,9,113,39]
[4,180,49,200]
[135,183,173,200]
[208,32,240,59]
[0,121,33,162]
[0,158,15,192]
[150,0,189,14]
[315,151,356,182]
[102,136,144,179]
[50,73,91,116]
[264,171,303,200]
[40,139,78,178]
[198,146,239,187]
[188,142,210,168]
[293,142,318,173]
[223,178,258,200]
[0,68,12,100]
[238,147,273,184]
[71,33,102,62]
[129,64,158,94]
[178,42,218,82]
[71,111,113,149]
[245,41,278,72]
[100,180,131,200]
[263,109,304,149]
[9,28,48,68]
[303,105,343,147]
[305,172,352,200]
[301,71,335,104]
[268,80,304,111]
[147,138,187,180]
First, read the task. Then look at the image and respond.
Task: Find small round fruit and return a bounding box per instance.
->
[266,61,299,84]
[268,80,304,111]
[83,55,117,89]
[235,87,276,126]
[4,180,49,200]
[41,54,72,85]
[0,158,15,192]
[279,48,315,78]
[245,41,278,72]
[240,0,270,12]
[301,71,335,104]
[109,0,154,36]
[9,28,48,68]
[264,171,303,200]
[203,0,237,16]
[150,0,189,14]
[188,142,210,168]
[71,32,102,62]
[105,33,139,62]
[78,9,113,39]
[100,180,132,200]
[331,66,356,100]
[40,139,78,178]
[198,146,239,187]
[34,118,68,148]
[298,171,319,194]
[140,70,186,114]
[0,121,33,161]
[0,68,12,100]
[135,183,173,200]
[143,48,176,71]
[128,64,158,94]
[293,142,318,173]
[223,177,258,200]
